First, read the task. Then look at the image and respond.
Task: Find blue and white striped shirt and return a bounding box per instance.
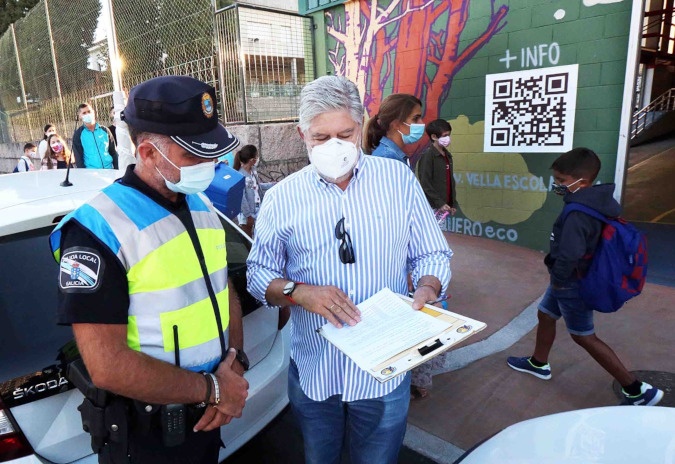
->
[246,154,453,402]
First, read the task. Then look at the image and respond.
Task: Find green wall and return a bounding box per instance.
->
[310,0,635,251]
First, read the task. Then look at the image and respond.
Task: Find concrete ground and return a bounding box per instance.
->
[403,231,675,463]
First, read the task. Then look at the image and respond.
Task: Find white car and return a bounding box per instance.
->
[456,406,675,464]
[0,168,290,463]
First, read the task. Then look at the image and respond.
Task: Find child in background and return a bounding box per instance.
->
[46,134,73,169]
[234,144,275,237]
[37,124,56,163]
[507,147,663,406]
[416,119,456,221]
[14,143,37,172]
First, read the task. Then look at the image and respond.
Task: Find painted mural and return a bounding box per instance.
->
[321,0,634,250]
[325,0,508,121]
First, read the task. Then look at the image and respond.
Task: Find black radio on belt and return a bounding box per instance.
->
[161,325,187,447]
[160,403,186,447]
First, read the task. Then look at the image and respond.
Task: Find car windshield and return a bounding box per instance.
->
[220,218,262,317]
[0,226,71,383]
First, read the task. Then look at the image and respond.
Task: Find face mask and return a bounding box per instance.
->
[27,151,37,159]
[51,142,63,153]
[437,136,451,147]
[253,158,260,168]
[46,131,55,138]
[152,143,216,195]
[399,123,425,144]
[551,178,583,196]
[82,113,95,125]
[309,138,359,183]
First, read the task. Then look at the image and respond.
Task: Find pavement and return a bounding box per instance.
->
[403,229,675,463]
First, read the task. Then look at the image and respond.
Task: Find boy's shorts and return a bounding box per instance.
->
[538,283,595,336]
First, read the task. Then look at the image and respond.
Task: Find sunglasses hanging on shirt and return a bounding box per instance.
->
[335,217,355,264]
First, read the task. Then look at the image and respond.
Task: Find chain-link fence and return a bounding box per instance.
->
[0,0,113,144]
[0,0,315,146]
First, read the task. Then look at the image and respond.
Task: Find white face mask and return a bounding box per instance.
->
[308,138,359,183]
[437,135,451,147]
[152,143,216,195]
[81,113,95,125]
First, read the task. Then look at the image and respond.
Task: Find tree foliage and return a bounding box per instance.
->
[0,0,41,36]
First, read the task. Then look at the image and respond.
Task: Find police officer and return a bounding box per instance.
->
[51,75,249,463]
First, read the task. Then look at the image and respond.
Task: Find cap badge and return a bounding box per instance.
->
[191,141,219,150]
[201,92,214,118]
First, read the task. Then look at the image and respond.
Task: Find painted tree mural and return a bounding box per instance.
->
[326,0,508,123]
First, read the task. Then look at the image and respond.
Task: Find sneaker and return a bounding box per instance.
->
[506,356,552,380]
[621,382,664,406]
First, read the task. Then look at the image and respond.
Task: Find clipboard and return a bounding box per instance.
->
[317,290,486,383]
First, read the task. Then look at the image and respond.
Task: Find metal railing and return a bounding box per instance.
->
[631,87,675,139]
[642,6,675,56]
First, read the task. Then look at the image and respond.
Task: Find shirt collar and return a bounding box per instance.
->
[119,164,187,211]
[379,136,407,162]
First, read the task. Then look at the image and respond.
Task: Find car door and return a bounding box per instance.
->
[220,217,280,369]
[0,211,281,463]
[0,225,91,463]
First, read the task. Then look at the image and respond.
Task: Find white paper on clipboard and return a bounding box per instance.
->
[317,287,486,382]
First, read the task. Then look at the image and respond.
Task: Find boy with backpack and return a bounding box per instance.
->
[13,143,37,172]
[507,147,663,406]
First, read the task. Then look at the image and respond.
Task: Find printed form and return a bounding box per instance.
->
[318,287,452,370]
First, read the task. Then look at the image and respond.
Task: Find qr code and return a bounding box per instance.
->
[484,64,578,153]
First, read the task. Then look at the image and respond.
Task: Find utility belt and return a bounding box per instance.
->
[66,359,207,464]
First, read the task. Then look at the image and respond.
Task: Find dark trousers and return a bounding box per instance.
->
[125,405,222,464]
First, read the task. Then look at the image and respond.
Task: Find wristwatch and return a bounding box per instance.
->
[282,281,302,305]
[234,348,250,371]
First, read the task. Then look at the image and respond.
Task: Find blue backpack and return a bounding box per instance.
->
[561,203,648,313]
[12,158,29,173]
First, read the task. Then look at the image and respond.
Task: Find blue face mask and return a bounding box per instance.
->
[399,123,425,144]
[152,143,216,195]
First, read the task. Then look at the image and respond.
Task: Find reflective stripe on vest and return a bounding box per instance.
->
[50,182,228,372]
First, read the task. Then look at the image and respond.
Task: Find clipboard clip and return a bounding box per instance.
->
[418,338,443,356]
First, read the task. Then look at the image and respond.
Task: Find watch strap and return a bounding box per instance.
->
[285,281,304,305]
[235,348,250,371]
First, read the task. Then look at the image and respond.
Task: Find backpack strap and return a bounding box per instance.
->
[561,203,612,225]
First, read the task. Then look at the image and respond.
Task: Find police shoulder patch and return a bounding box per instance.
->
[59,247,105,293]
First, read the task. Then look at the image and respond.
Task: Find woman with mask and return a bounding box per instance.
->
[38,124,56,164]
[234,144,274,237]
[366,94,443,401]
[364,94,424,168]
[46,133,73,169]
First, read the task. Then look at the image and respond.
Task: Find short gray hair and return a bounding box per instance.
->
[130,130,172,153]
[298,76,364,133]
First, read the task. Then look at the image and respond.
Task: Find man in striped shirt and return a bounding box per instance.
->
[247,75,453,464]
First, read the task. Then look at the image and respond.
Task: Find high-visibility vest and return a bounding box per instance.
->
[50,182,229,373]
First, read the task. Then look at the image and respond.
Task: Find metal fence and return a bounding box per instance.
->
[0,0,315,145]
[215,4,315,124]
